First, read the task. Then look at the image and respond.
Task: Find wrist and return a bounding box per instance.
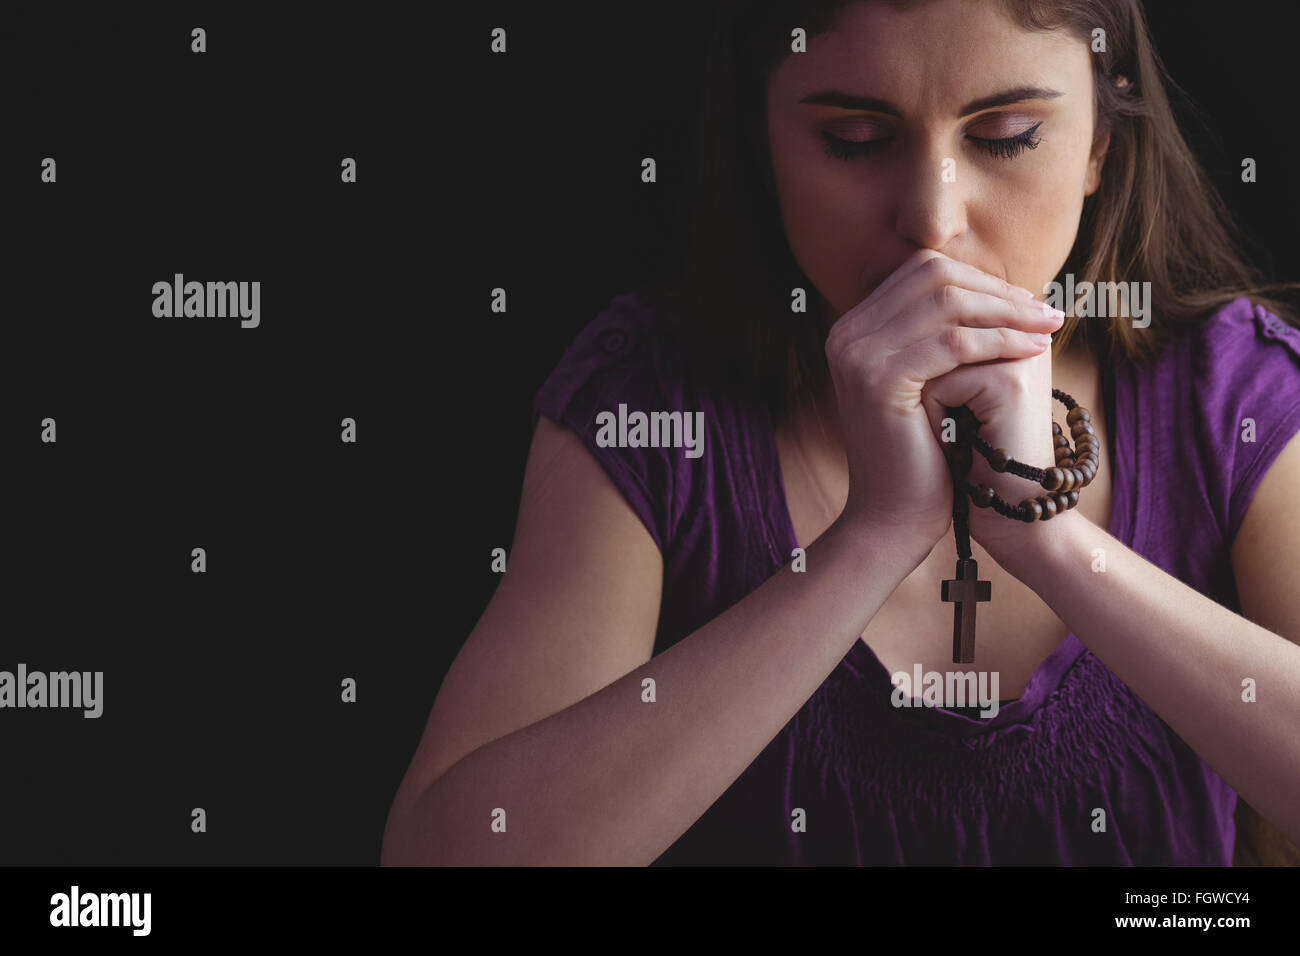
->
[831,510,937,574]
[983,507,1088,580]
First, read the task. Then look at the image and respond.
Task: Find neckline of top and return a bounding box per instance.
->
[754,348,1131,735]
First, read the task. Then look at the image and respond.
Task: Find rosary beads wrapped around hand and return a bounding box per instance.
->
[940,389,1099,663]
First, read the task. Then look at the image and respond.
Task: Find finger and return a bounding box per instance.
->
[871,284,1063,356]
[870,255,1042,337]
[889,325,1052,393]
[923,358,1057,470]
[857,248,947,309]
[924,361,1026,428]
[840,254,1044,344]
[923,391,964,452]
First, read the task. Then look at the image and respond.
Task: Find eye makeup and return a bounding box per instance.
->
[821,120,1044,161]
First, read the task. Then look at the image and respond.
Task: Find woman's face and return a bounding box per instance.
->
[764,0,1110,319]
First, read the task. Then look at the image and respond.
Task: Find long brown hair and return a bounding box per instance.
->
[645,0,1300,423]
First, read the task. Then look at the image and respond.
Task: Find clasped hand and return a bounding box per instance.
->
[823,249,1067,564]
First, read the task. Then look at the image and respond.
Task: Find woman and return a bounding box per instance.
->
[382,0,1300,865]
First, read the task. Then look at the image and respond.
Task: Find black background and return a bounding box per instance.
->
[2,1,1297,866]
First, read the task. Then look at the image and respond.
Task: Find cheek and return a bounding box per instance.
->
[982,145,1091,288]
[770,135,889,309]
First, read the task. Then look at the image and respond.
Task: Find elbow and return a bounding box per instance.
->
[381,754,546,866]
[379,804,413,867]
[379,818,410,867]
[381,778,551,867]
[380,782,445,867]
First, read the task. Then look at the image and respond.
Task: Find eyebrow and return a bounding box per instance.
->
[799,85,1064,118]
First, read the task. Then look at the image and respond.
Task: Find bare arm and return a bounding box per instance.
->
[380,417,933,866]
[381,253,1051,866]
[989,431,1300,847]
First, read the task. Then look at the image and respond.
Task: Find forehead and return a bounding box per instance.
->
[770,1,1093,115]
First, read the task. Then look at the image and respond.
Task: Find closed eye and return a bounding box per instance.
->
[967,122,1044,159]
[821,122,1043,161]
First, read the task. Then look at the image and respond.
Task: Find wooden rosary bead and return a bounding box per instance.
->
[954,395,1095,523]
[944,392,1094,662]
[1070,421,1096,440]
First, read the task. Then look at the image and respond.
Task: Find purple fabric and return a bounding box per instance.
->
[532,292,1300,865]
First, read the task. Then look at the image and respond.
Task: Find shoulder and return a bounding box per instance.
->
[1163,297,1300,545]
[1182,296,1300,453]
[1185,295,1300,380]
[534,292,689,424]
[531,293,697,553]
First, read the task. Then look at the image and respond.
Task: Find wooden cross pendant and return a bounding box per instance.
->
[941,558,991,663]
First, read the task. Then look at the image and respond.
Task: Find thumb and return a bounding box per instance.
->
[924,365,999,429]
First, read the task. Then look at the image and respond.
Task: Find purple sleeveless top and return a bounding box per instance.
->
[532,293,1300,865]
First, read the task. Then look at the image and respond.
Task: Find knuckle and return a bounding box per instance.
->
[991,358,1032,392]
[920,253,951,276]
[910,248,943,270]
[846,344,887,391]
[1008,368,1036,395]
[826,317,857,353]
[938,323,965,356]
[824,327,842,359]
[932,282,961,312]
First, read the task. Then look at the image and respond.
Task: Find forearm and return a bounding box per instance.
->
[386,515,929,866]
[1000,512,1300,845]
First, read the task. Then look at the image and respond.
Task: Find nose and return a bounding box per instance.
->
[892,144,967,251]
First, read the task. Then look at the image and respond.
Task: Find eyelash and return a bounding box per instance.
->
[822,121,1044,161]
